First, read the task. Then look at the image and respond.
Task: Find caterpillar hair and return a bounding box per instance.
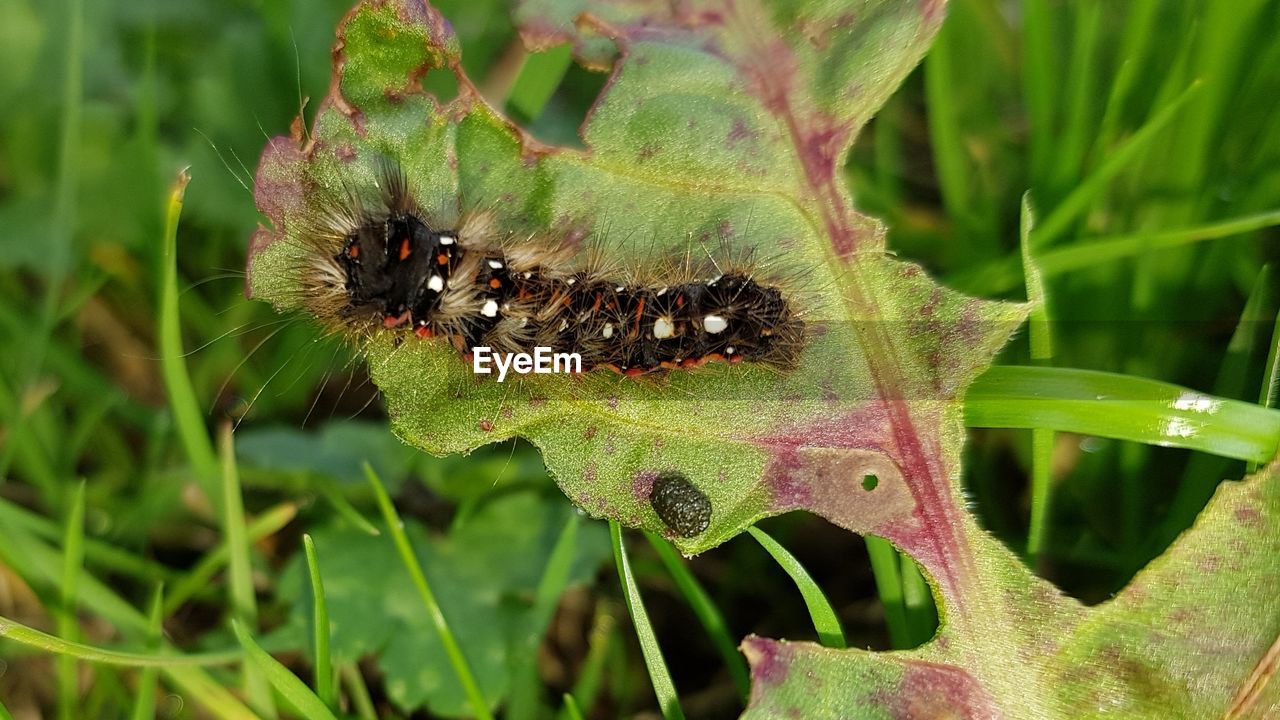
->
[295,159,808,377]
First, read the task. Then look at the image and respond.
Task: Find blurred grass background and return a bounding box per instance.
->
[0,0,1278,717]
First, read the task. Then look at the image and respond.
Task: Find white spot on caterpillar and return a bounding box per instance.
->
[524,272,533,279]
[602,323,614,339]
[481,299,499,317]
[703,315,728,334]
[566,277,576,285]
[653,317,675,339]
[656,287,668,296]
[487,259,504,270]
[558,319,569,332]
[726,346,736,354]
[615,286,626,292]
[709,275,723,286]
[427,275,444,292]
[439,234,455,245]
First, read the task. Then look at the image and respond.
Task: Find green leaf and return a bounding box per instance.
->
[247,0,1280,717]
[275,488,609,716]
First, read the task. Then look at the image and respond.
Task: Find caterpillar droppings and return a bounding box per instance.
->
[649,472,712,537]
[298,160,807,378]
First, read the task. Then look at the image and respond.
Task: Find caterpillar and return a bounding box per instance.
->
[298,160,806,377]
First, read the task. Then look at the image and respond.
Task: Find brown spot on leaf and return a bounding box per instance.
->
[1235,504,1262,527]
[884,662,999,720]
[631,470,658,500]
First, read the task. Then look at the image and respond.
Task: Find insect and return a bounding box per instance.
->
[296,159,806,377]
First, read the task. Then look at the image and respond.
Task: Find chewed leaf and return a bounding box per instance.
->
[246,0,1276,717]
[739,460,1280,720]
[247,0,1011,559]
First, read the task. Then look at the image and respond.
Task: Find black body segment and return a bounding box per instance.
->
[336,212,458,332]
[325,162,804,375]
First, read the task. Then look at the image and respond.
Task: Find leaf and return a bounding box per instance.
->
[741,459,1280,719]
[275,491,609,716]
[248,0,1011,558]
[246,0,1280,717]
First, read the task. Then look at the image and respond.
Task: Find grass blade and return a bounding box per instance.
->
[1021,196,1055,563]
[158,168,221,510]
[163,502,298,615]
[0,525,257,719]
[0,615,241,666]
[747,527,846,649]
[899,557,937,646]
[559,605,615,720]
[507,43,573,122]
[232,620,338,720]
[863,536,910,648]
[129,585,165,720]
[160,668,260,720]
[303,535,334,710]
[1159,266,1275,545]
[57,481,86,720]
[316,476,380,536]
[0,0,83,491]
[219,424,276,718]
[1021,0,1056,182]
[924,24,976,247]
[0,497,176,584]
[341,663,377,720]
[509,512,582,720]
[364,461,494,720]
[953,208,1280,297]
[561,693,586,720]
[967,366,1280,464]
[1048,0,1102,192]
[1249,307,1280,473]
[1032,80,1202,247]
[645,531,750,699]
[611,521,684,720]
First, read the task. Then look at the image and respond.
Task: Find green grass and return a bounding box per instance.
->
[364,461,495,720]
[0,0,1278,716]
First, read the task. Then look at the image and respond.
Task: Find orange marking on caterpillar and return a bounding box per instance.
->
[399,238,411,260]
[631,296,646,338]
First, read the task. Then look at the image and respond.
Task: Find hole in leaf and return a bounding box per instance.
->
[862,474,879,491]
[421,66,459,104]
[516,59,609,149]
[964,429,1201,606]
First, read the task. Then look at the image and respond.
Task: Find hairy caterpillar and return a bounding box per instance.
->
[297,160,806,377]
